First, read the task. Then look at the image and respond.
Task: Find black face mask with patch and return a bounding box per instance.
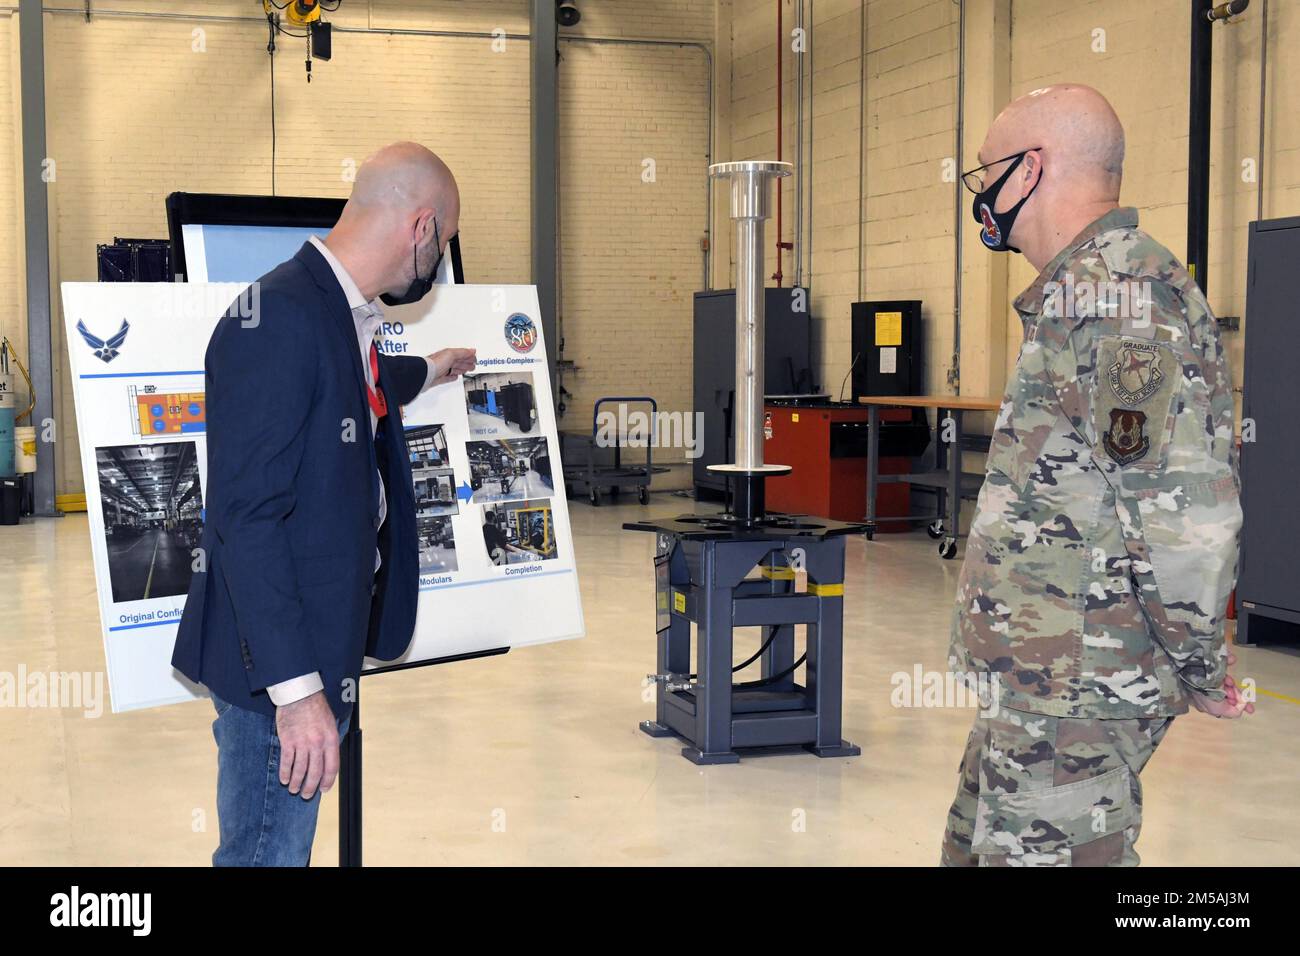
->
[380,218,444,307]
[971,152,1039,254]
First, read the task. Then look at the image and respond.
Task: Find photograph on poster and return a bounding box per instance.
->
[96,441,203,603]
[466,437,552,503]
[418,516,458,573]
[462,371,537,437]
[129,386,206,439]
[407,424,459,518]
[480,499,556,566]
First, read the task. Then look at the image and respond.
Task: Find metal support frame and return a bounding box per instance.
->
[530,0,559,408]
[338,684,362,867]
[20,0,56,515]
[864,403,982,559]
[634,522,859,764]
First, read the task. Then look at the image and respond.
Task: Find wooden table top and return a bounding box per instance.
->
[856,394,1003,411]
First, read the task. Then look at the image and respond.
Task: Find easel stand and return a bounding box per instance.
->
[336,649,508,867]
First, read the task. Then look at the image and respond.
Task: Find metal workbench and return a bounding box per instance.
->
[858,395,1001,558]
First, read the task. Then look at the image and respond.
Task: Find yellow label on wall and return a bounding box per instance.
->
[673,591,686,613]
[876,311,903,346]
[791,412,800,423]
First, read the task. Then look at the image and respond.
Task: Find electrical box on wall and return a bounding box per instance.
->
[850,300,922,398]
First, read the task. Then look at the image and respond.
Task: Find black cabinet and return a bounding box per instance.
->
[1237,217,1300,646]
[693,288,813,497]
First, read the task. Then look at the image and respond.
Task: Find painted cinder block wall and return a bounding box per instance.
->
[718,0,1297,426]
[0,0,711,495]
[2,1,1294,495]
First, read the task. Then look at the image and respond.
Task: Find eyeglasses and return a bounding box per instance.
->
[961,148,1041,194]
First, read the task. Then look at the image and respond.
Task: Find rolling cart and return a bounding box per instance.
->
[562,396,670,506]
[858,395,1000,559]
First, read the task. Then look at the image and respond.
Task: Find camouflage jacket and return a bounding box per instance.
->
[950,207,1241,719]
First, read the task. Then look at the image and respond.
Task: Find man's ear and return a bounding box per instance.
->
[1021,150,1043,195]
[412,209,434,243]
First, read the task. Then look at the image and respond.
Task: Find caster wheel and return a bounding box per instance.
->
[864,528,875,541]
[939,537,957,560]
[927,521,945,539]
[589,489,600,507]
[638,487,649,505]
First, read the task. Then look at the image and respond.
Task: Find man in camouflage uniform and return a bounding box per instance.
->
[941,84,1252,867]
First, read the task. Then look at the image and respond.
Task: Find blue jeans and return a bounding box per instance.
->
[210,693,350,867]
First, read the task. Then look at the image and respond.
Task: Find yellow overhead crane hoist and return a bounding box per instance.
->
[263,0,335,83]
[265,0,323,24]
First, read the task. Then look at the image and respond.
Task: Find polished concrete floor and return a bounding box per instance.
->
[3,488,1298,866]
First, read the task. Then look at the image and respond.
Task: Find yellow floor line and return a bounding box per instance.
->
[143,532,161,600]
[1257,687,1300,707]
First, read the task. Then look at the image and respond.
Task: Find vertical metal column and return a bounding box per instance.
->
[691,541,739,764]
[1187,0,1213,295]
[803,538,856,757]
[530,0,559,406]
[711,162,788,471]
[707,162,793,523]
[338,686,362,867]
[20,0,56,515]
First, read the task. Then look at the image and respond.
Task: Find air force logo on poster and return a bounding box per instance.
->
[76,318,130,363]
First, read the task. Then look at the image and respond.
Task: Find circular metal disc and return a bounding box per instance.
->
[708,160,792,178]
[706,463,793,475]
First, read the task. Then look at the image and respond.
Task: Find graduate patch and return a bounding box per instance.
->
[1108,340,1164,404]
[1094,336,1178,468]
[1103,408,1150,464]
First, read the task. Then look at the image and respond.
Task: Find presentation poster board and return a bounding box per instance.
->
[61,281,583,713]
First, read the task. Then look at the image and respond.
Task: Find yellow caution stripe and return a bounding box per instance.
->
[807,581,844,597]
[759,566,797,580]
[56,493,87,513]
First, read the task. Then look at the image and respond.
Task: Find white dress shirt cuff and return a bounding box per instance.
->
[266,672,325,707]
[422,355,439,392]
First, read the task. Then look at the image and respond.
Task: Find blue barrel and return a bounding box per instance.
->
[0,405,14,476]
[0,374,16,476]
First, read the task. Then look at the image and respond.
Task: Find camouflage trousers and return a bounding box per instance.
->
[940,707,1174,867]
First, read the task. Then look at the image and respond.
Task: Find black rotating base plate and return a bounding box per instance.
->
[623,510,866,540]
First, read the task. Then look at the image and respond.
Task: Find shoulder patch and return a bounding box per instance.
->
[1102,408,1151,465]
[1094,336,1178,468]
[1107,339,1165,404]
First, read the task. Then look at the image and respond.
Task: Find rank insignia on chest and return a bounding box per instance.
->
[1103,407,1150,464]
[1108,340,1164,404]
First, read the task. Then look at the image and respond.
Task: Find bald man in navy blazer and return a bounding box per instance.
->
[174,143,476,866]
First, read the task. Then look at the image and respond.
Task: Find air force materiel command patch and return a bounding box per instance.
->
[1108,340,1164,404]
[1095,336,1177,467]
[1103,408,1150,465]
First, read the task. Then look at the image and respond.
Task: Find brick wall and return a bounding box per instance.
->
[0,0,712,494]
[720,0,1300,425]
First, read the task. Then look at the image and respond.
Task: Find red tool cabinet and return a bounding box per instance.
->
[762,402,912,530]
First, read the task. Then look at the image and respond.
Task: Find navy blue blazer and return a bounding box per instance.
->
[172,242,429,722]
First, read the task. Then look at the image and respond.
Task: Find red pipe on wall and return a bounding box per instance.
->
[774,0,784,287]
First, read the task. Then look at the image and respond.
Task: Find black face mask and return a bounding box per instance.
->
[380,218,444,306]
[971,152,1038,254]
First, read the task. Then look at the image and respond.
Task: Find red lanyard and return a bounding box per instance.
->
[367,342,388,419]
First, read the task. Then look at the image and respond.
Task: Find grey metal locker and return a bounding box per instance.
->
[1237,216,1300,646]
